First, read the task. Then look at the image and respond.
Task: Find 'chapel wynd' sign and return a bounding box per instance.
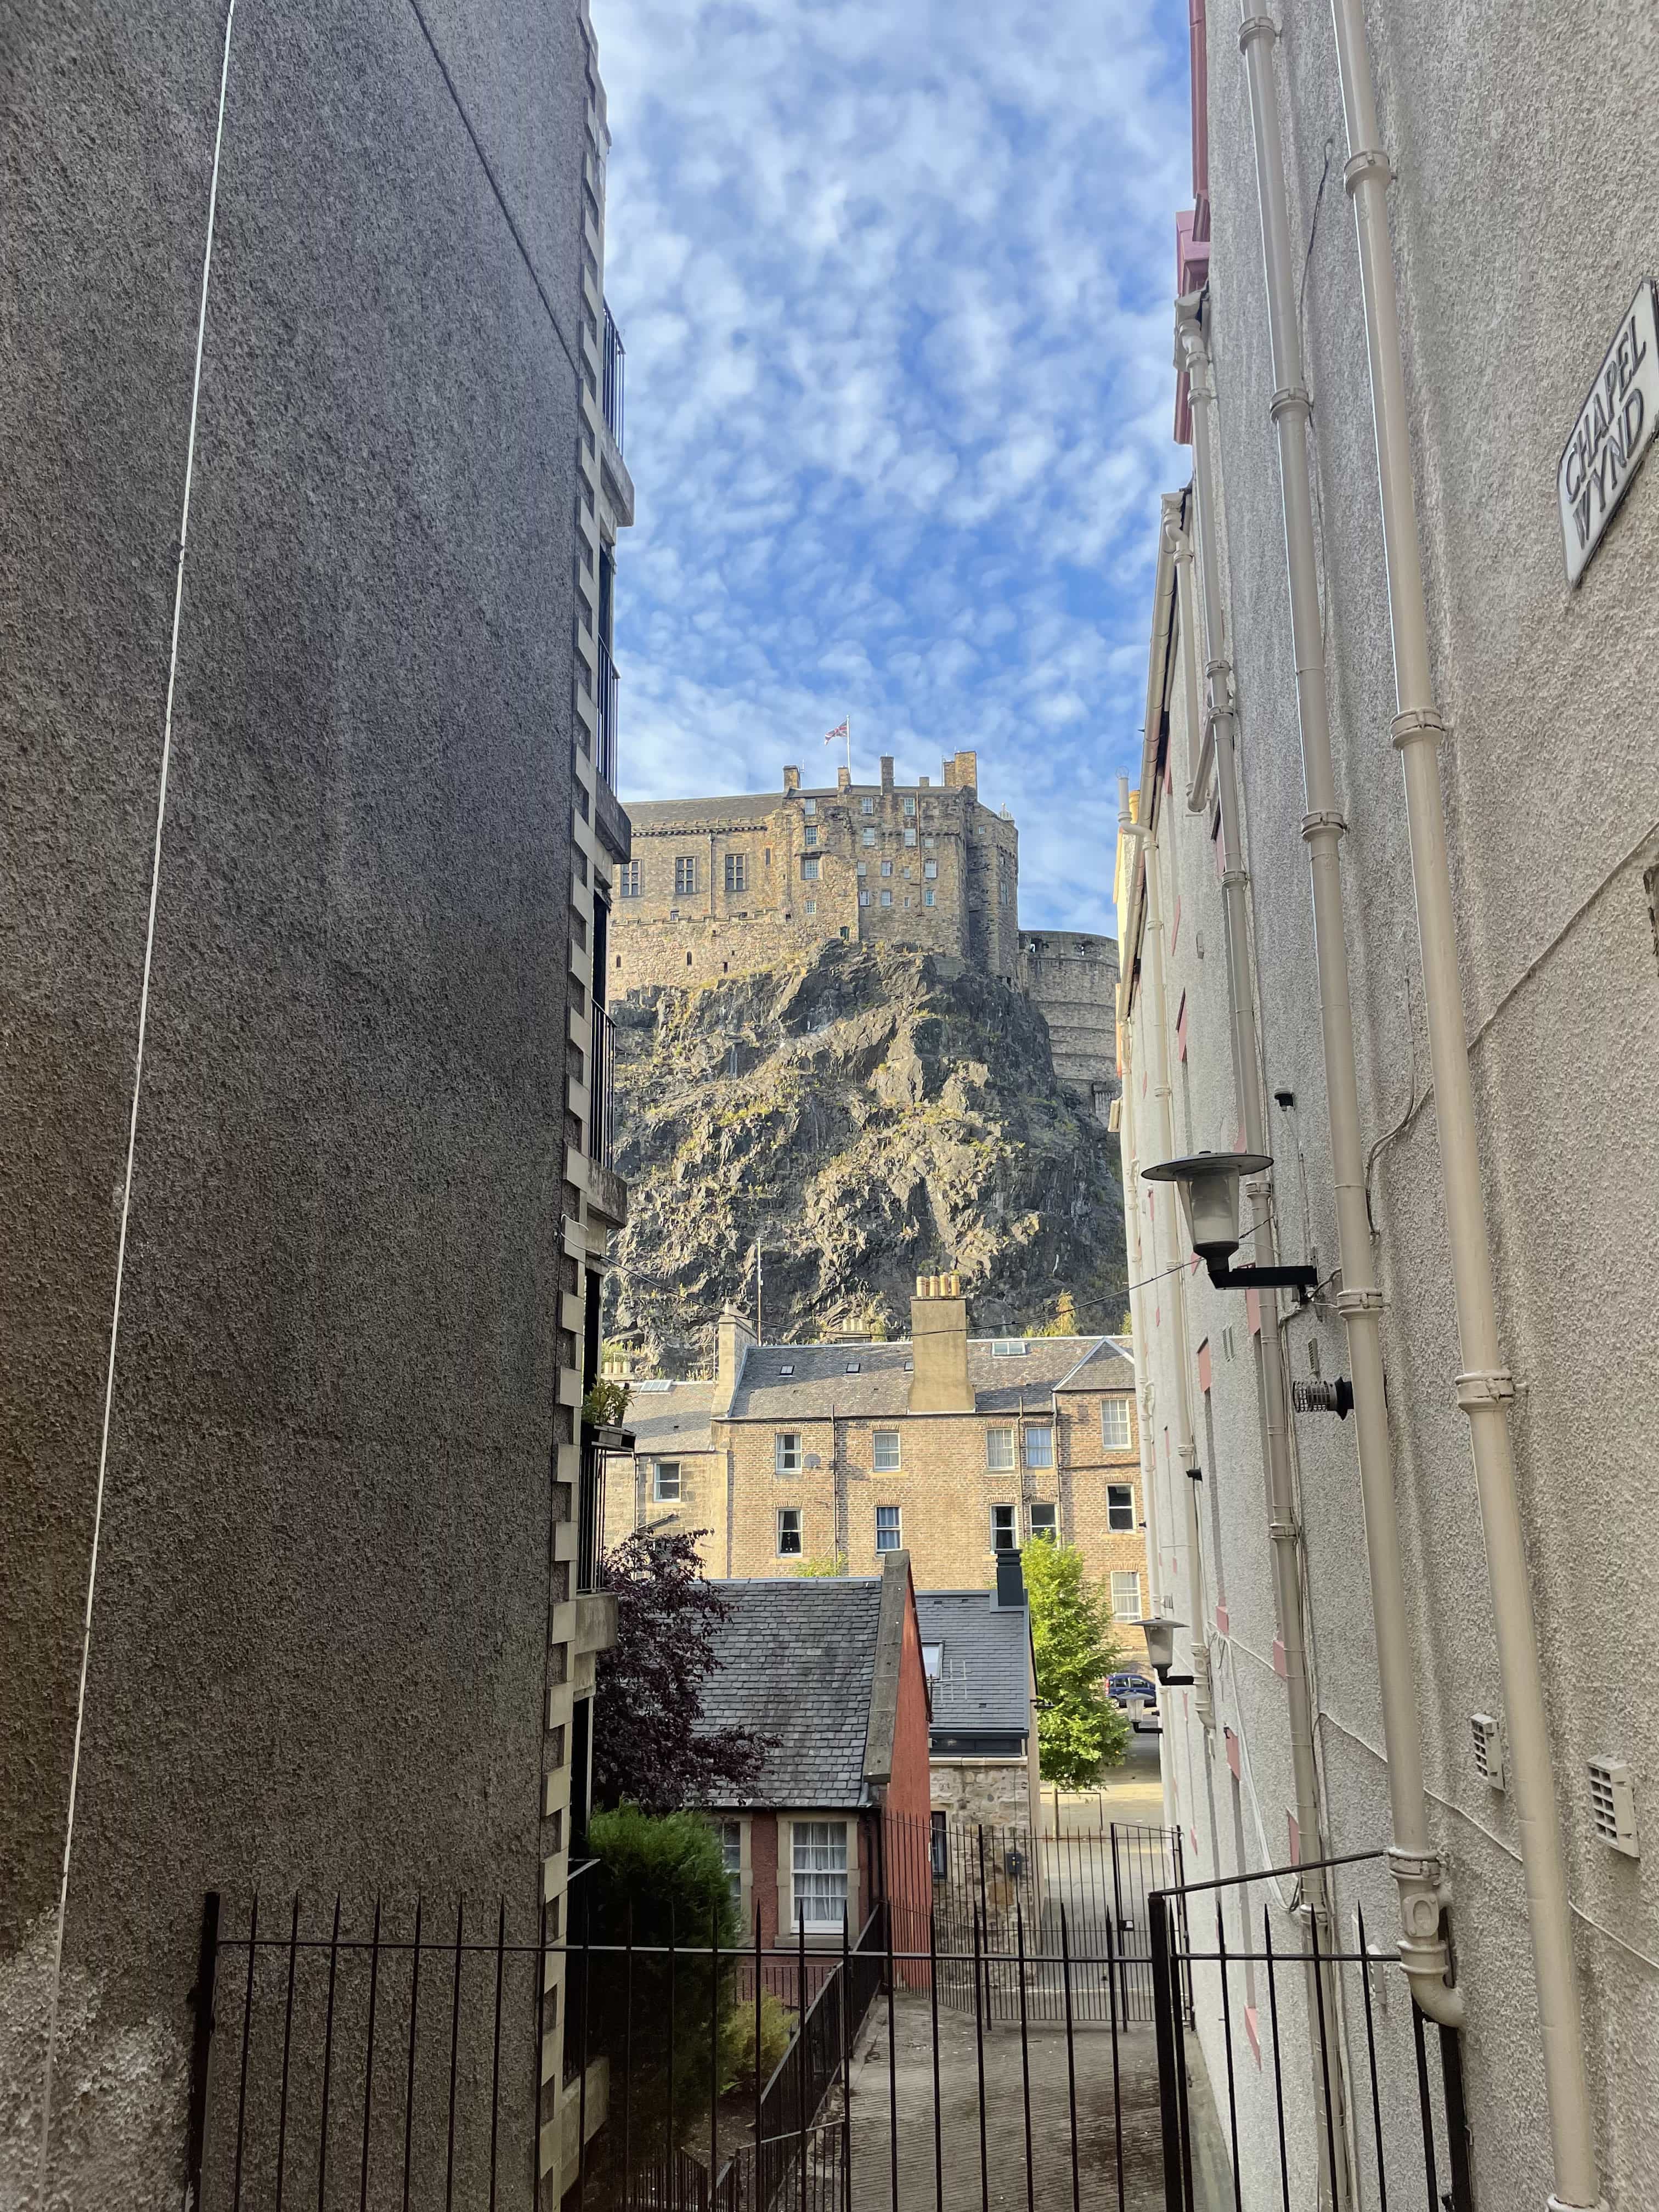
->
[1559,278,1658,586]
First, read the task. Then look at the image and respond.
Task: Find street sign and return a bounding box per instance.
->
[1559,278,1659,586]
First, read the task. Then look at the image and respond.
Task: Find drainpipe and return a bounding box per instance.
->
[1129,788,1212,1726]
[1325,8,1605,2204]
[1176,294,1347,2208]
[1235,5,1460,2032]
[1172,520,1212,811]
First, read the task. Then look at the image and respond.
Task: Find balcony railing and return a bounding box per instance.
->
[588,1000,616,1172]
[601,302,625,454]
[576,1442,607,1594]
[595,635,618,792]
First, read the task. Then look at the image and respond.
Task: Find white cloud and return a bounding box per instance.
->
[596,0,1190,930]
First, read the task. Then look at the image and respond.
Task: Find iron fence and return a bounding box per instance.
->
[1148,1846,1474,2212]
[577,1445,608,1593]
[589,1000,617,1172]
[595,637,619,794]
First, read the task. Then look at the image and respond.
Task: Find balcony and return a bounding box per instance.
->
[601,302,625,455]
[577,1441,608,1594]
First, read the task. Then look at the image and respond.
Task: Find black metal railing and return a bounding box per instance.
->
[602,302,625,454]
[589,1001,616,1172]
[1149,1845,1475,2212]
[577,1443,607,1593]
[595,636,619,793]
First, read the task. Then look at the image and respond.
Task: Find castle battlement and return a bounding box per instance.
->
[611,750,1019,992]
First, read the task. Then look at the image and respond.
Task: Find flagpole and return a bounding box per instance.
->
[846,715,852,779]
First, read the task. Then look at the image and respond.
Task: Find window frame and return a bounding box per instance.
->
[724,852,748,895]
[1023,1423,1054,1469]
[776,1506,804,1556]
[775,1431,803,1474]
[674,854,698,898]
[990,1503,1018,1553]
[619,859,642,898]
[1110,1570,1143,1623]
[1102,1397,1133,1450]
[802,855,821,880]
[652,1459,683,1502]
[874,1504,901,1553]
[1029,1501,1058,1541]
[985,1426,1015,1471]
[791,1819,850,1932]
[1108,1482,1135,1533]
[872,1429,901,1472]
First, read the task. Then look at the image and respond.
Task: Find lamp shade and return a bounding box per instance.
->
[1142,1615,1184,1675]
[1142,1150,1274,1263]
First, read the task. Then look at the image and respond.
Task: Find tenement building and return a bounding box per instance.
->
[612,751,1020,991]
[3,4,625,2201]
[1116,3,1659,2209]
[602,1278,1149,1630]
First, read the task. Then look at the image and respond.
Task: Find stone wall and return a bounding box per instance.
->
[1018,932,1121,1117]
[613,752,1019,994]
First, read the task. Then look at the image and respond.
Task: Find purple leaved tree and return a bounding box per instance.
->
[591,1528,773,1810]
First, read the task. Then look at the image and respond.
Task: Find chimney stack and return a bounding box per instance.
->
[995,1550,1026,1611]
[907,1270,973,1413]
[783,765,800,792]
[710,1301,757,1417]
[837,765,852,792]
[880,755,894,791]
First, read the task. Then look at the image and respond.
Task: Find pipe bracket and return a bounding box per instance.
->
[1221,868,1250,890]
[1390,706,1446,750]
[1343,146,1393,195]
[1267,1519,1298,1543]
[1237,12,1278,50]
[1300,808,1347,842]
[1456,1367,1515,1408]
[1269,383,1312,423]
[1335,1285,1384,1317]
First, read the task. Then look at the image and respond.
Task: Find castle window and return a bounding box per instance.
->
[881,861,893,877]
[923,860,938,879]
[861,797,875,815]
[725,853,748,894]
[904,828,917,847]
[619,860,642,897]
[1108,1483,1135,1532]
[903,796,917,817]
[879,890,892,906]
[802,856,820,880]
[924,837,936,850]
[859,890,871,907]
[923,890,935,907]
[805,899,817,915]
[856,862,867,878]
[862,828,876,848]
[674,855,698,896]
[804,823,819,847]
[803,798,817,817]
[839,927,850,940]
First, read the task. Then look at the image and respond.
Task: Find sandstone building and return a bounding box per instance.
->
[612,751,1020,991]
[601,1278,1149,1634]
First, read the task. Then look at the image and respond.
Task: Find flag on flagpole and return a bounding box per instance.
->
[823,720,849,744]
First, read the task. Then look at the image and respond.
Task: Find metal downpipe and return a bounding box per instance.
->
[1235,4,1461,2034]
[1324,0,1605,2201]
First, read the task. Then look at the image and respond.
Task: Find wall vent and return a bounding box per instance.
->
[1588,1758,1640,1857]
[1470,1713,1506,1790]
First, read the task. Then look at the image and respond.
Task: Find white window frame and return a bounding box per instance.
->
[1110,1570,1143,1622]
[985,1426,1015,1471]
[862,827,876,848]
[904,827,917,846]
[881,860,893,877]
[804,822,819,847]
[1024,1423,1054,1469]
[777,1506,803,1556]
[1102,1397,1132,1450]
[802,855,820,879]
[775,1431,803,1474]
[874,1504,901,1553]
[653,1460,683,1502]
[990,1339,1027,1357]
[803,797,817,817]
[860,797,875,815]
[859,890,871,907]
[791,1820,849,1931]
[923,859,938,879]
[990,1504,1017,1553]
[880,889,892,906]
[921,1641,943,1681]
[1108,1482,1135,1532]
[718,1818,744,1915]
[903,795,917,817]
[923,889,935,907]
[872,1429,901,1472]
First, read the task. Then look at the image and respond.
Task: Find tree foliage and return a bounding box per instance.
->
[592,1530,774,1812]
[1023,1538,1129,1787]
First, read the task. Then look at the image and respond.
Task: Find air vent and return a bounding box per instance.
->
[1470,1713,1506,1791]
[1588,1758,1639,1857]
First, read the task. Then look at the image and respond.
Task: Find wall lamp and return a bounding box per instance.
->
[1141,1149,1318,1293]
[1141,1615,1195,1688]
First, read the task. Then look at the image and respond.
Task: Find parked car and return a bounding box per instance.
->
[1107,1671,1161,1731]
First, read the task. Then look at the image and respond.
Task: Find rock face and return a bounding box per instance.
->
[605,941,1127,1368]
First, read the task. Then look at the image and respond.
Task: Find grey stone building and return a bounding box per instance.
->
[1015,930,1120,1119]
[613,751,1021,992]
[1116,2,1659,2208]
[2,2,629,2200]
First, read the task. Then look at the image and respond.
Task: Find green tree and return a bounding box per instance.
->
[1023,1539,1129,1786]
[794,1553,849,1577]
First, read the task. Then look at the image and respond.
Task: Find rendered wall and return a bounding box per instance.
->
[1,5,589,2198]
[1125,2,1659,2204]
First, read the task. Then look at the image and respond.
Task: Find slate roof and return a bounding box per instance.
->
[623,1380,717,1457]
[626,794,781,832]
[725,1336,1131,1421]
[698,1577,885,1809]
[915,1592,1033,1739]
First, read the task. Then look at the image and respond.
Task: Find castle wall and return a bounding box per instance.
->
[612,754,1019,992]
[1017,931,1121,1116]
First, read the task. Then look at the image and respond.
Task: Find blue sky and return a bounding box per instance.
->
[597,1,1192,934]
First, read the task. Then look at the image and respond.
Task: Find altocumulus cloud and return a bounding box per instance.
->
[598,0,1189,931]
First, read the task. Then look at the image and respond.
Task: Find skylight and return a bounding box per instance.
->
[778,1363,794,1376]
[991,1341,1028,1357]
[845,1361,861,1373]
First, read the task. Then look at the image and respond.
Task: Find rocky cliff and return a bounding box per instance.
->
[603,941,1127,1369]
